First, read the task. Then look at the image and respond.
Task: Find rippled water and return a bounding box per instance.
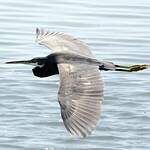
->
[0,0,150,149]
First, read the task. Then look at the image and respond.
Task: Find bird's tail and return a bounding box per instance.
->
[99,62,149,72]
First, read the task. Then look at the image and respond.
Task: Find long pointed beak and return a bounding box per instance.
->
[5,60,32,65]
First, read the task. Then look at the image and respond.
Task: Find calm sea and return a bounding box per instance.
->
[0,0,150,149]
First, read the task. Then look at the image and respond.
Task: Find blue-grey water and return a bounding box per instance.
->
[0,0,150,150]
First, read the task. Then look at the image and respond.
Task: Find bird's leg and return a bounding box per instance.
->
[115,64,149,72]
[100,62,149,72]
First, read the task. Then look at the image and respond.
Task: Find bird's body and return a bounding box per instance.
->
[6,28,149,137]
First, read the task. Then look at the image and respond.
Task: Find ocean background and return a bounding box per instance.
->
[0,0,150,149]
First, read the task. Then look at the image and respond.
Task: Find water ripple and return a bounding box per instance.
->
[0,0,150,150]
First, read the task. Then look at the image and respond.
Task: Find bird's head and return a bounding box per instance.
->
[6,56,59,78]
[6,57,47,68]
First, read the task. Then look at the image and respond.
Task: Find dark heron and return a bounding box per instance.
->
[6,28,149,137]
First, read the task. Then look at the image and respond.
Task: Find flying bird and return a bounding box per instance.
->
[6,28,149,137]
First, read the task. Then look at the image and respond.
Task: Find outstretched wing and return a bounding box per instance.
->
[58,64,103,137]
[36,28,103,137]
[36,28,93,57]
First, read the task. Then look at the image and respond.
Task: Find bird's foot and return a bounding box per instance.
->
[115,64,149,72]
[128,64,149,72]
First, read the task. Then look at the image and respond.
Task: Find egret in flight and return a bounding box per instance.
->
[6,28,149,137]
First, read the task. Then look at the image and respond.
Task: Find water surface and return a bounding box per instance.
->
[0,0,150,150]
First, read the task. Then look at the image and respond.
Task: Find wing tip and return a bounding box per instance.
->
[36,27,40,37]
[35,27,41,42]
[67,125,96,138]
[63,115,99,138]
[35,28,77,44]
[35,27,46,43]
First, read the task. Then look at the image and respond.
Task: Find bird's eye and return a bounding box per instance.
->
[31,59,37,63]
[38,61,43,65]
[31,57,46,67]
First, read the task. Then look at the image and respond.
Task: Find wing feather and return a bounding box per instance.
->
[36,28,104,137]
[58,64,103,137]
[36,28,93,56]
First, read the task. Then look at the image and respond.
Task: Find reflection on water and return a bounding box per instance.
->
[0,0,150,149]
